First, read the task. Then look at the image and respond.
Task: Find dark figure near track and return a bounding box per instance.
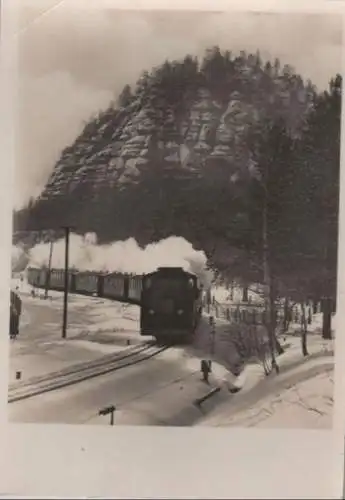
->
[9,290,22,339]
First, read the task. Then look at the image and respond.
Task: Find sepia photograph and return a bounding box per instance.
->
[8,4,342,433]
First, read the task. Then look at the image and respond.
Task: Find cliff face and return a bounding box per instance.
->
[21,48,315,249]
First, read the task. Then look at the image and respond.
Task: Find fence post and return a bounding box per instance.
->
[201,359,210,383]
[209,315,215,357]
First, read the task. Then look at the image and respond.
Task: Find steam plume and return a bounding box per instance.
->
[23,233,213,287]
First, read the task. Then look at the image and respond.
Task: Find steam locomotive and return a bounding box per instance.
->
[27,266,203,341]
[141,267,203,342]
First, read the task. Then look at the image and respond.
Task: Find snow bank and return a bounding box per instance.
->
[246,371,333,428]
[212,284,263,305]
[198,333,334,428]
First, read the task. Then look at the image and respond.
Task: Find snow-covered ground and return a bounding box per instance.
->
[197,293,335,428]
[11,275,141,345]
[9,278,335,429]
[212,283,264,304]
[10,327,333,428]
[9,277,144,383]
[197,333,334,428]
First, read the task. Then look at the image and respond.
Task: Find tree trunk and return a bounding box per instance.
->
[242,285,249,303]
[322,214,334,340]
[307,305,312,325]
[312,300,318,315]
[271,292,284,355]
[322,298,332,340]
[262,191,279,374]
[230,281,234,301]
[283,296,290,332]
[274,334,285,355]
[301,301,309,356]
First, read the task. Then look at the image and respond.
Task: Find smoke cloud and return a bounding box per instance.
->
[11,244,29,272]
[23,234,213,287]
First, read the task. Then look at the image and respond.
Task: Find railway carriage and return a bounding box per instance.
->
[140,267,202,342]
[50,268,73,291]
[74,271,101,296]
[27,267,48,288]
[103,272,126,300]
[128,274,143,303]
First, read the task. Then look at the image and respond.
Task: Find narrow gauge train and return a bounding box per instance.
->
[27,266,203,342]
[140,267,203,342]
[26,267,142,305]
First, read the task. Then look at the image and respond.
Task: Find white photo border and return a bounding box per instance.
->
[1,1,345,498]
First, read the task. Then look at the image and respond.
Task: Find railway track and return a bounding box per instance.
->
[8,341,169,404]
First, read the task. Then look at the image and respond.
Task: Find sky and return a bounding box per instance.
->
[14,1,342,210]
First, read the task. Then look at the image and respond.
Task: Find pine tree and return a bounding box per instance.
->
[291,75,341,338]
[117,84,133,108]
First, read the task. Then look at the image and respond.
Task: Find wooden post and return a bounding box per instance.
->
[62,227,70,339]
[99,405,116,425]
[209,315,215,357]
[194,387,221,407]
[322,297,332,340]
[201,359,210,383]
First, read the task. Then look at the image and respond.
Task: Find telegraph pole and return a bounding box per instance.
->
[62,226,70,339]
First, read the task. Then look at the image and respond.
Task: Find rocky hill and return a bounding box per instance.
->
[15,47,316,253]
